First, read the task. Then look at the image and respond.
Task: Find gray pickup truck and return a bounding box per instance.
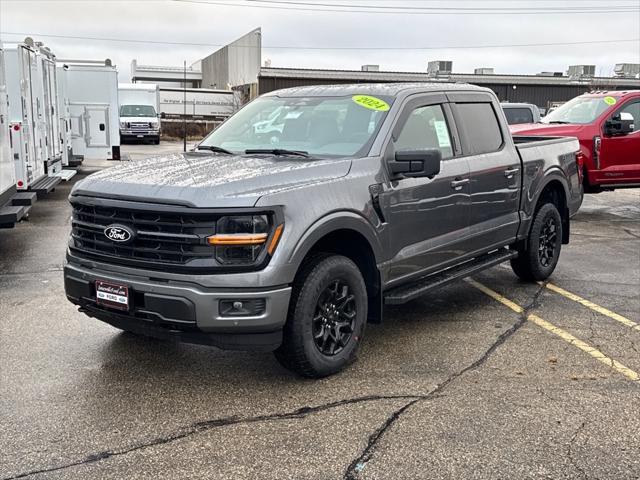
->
[64,83,582,377]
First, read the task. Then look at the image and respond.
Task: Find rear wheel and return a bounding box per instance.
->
[511,202,562,281]
[275,255,367,378]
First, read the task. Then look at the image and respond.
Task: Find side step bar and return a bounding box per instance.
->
[384,249,518,305]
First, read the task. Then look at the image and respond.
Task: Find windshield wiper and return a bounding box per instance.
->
[245,149,310,158]
[545,121,571,124]
[195,145,234,155]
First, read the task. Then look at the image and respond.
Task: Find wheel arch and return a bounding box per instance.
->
[288,212,383,324]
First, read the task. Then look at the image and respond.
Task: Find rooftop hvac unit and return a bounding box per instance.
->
[361,64,380,72]
[474,68,494,75]
[537,71,564,77]
[427,60,453,76]
[567,65,595,78]
[614,63,640,78]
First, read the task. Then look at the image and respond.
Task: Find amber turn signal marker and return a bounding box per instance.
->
[207,233,268,246]
[267,224,284,255]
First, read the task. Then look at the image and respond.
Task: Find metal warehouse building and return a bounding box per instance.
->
[257,67,640,110]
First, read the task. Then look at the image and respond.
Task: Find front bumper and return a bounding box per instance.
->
[64,262,291,351]
[120,129,159,137]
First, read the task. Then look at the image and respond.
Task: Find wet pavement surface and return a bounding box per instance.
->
[1,142,639,479]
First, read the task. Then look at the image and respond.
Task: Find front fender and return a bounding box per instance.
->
[287,211,383,271]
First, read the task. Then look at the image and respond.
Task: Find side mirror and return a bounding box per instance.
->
[604,111,635,136]
[389,149,442,179]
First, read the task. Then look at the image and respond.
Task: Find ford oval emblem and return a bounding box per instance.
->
[104,224,135,243]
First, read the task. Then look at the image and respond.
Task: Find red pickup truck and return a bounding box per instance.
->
[512,90,639,193]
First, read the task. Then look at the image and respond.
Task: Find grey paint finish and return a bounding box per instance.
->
[65,83,582,341]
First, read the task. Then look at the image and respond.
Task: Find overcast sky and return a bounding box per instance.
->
[1,0,639,82]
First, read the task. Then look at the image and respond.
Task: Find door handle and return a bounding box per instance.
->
[504,168,519,178]
[450,178,470,190]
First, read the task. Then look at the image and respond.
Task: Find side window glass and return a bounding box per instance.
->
[395,104,453,159]
[455,102,503,154]
[617,101,640,125]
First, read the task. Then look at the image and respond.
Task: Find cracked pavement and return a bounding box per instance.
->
[1,144,639,479]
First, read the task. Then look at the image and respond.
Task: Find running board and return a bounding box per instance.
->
[384,249,518,305]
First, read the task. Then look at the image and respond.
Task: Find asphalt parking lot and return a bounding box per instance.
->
[1,142,639,480]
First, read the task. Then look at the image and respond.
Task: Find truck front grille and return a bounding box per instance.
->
[70,200,221,271]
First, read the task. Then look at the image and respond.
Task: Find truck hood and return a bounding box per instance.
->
[510,122,588,136]
[72,151,352,208]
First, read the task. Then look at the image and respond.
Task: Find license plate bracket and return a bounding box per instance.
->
[95,280,130,311]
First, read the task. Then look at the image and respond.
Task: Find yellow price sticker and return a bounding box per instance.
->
[352,95,390,111]
[603,96,617,106]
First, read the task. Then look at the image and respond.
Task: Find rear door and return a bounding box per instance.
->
[597,97,640,184]
[450,94,521,251]
[85,106,109,147]
[379,94,471,284]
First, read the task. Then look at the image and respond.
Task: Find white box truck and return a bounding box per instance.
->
[62,59,120,161]
[0,40,37,228]
[5,40,61,196]
[118,83,160,144]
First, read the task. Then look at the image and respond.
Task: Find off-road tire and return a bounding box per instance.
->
[511,202,562,281]
[274,254,367,378]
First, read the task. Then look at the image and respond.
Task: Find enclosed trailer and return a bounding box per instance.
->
[63,59,120,160]
[118,83,160,143]
[5,40,60,196]
[0,40,37,228]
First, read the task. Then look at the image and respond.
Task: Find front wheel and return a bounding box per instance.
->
[511,202,563,282]
[274,255,367,378]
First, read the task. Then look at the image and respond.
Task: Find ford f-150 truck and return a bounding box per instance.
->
[64,83,582,377]
[512,90,640,192]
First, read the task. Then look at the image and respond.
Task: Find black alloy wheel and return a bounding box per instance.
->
[538,216,558,267]
[312,280,357,356]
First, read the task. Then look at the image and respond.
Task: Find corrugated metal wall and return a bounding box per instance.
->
[258,76,636,109]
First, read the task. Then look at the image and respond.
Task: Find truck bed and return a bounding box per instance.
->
[513,134,582,218]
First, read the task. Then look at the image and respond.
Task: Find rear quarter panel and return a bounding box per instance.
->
[515,137,582,237]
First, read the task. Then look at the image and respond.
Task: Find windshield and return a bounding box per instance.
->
[120,105,157,117]
[199,95,393,158]
[503,107,534,125]
[542,96,612,124]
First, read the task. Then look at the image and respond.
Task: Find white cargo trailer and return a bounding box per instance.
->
[118,83,161,144]
[158,88,236,118]
[62,59,120,160]
[5,40,60,196]
[0,40,37,228]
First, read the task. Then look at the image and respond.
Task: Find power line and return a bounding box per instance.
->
[171,0,640,14]
[1,31,638,51]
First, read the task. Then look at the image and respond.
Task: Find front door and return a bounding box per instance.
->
[380,98,471,285]
[597,98,640,185]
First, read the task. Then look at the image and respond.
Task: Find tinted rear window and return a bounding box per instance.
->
[455,103,503,154]
[503,107,534,125]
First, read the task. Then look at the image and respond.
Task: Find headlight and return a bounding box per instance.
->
[206,215,283,266]
[150,122,160,130]
[119,121,126,128]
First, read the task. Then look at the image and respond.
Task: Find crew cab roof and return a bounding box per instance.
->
[262,82,494,99]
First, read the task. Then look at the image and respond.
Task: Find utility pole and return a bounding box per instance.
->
[183,60,187,152]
